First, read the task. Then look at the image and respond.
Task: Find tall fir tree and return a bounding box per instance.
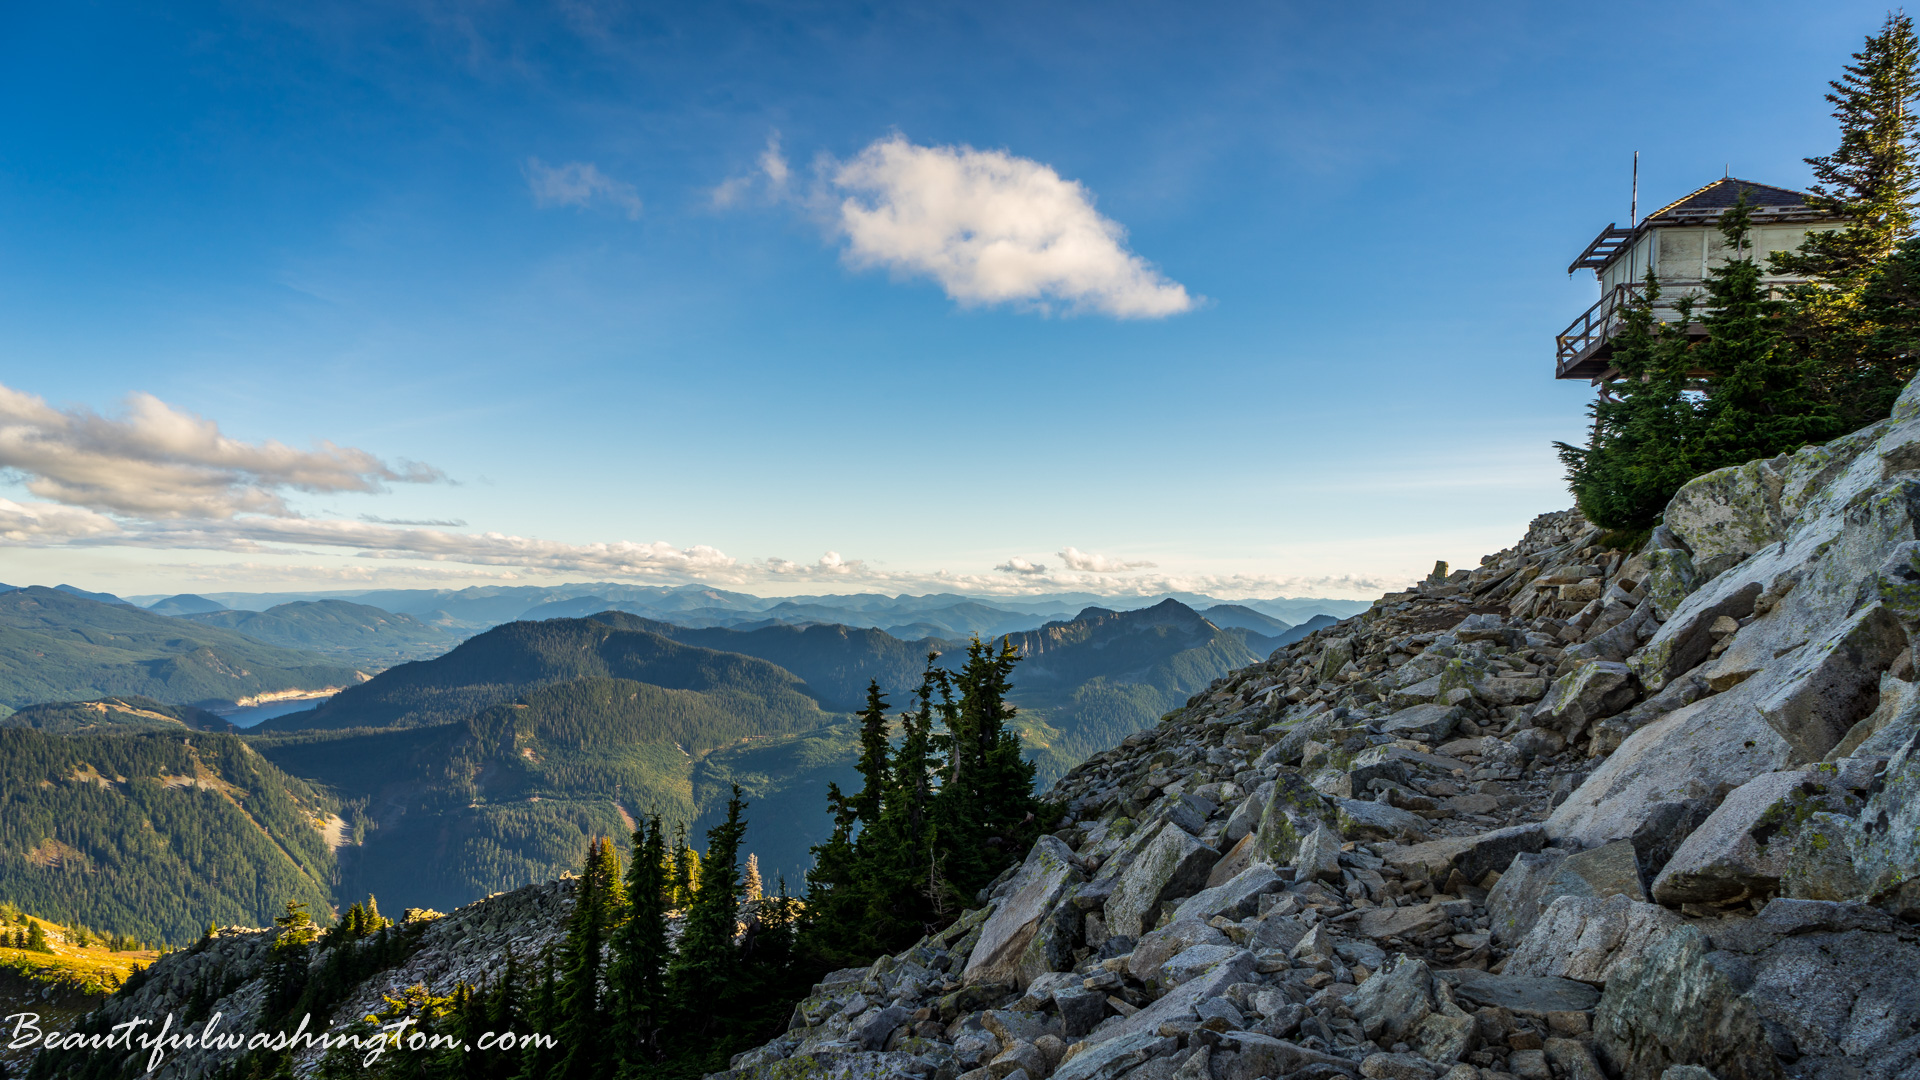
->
[1695,195,1839,463]
[935,637,1041,893]
[1774,13,1920,427]
[670,787,747,1020]
[607,816,670,1072]
[555,837,621,1080]
[262,901,318,1023]
[515,947,558,1080]
[743,854,764,903]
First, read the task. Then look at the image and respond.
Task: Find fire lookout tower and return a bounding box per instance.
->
[1554,177,1845,382]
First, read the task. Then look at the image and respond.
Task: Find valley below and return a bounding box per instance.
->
[0,581,1361,934]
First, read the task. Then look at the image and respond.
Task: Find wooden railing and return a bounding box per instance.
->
[1556,283,1643,376]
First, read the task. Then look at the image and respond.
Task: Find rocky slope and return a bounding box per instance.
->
[705,378,1920,1080]
[37,381,1920,1080]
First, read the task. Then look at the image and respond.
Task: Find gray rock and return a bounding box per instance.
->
[1052,1030,1180,1080]
[1193,996,1245,1029]
[1102,820,1218,939]
[1640,548,1703,621]
[850,1004,913,1049]
[991,1040,1047,1080]
[1775,740,1920,917]
[1378,703,1468,742]
[964,835,1086,988]
[1084,948,1255,1047]
[1294,821,1343,884]
[1434,968,1600,1014]
[1334,798,1430,843]
[1544,1039,1608,1080]
[1126,918,1228,986]
[1361,1053,1437,1080]
[1257,770,1338,865]
[1487,850,1569,945]
[1383,823,1548,889]
[1488,840,1644,946]
[1592,925,1784,1080]
[1158,942,1246,988]
[1651,768,1862,905]
[1535,660,1639,738]
[1209,1032,1360,1079]
[1505,894,1683,985]
[1669,899,1920,1080]
[1344,954,1434,1044]
[1168,864,1283,923]
[1224,782,1269,842]
[1053,987,1107,1039]
[1341,900,1450,943]
[725,1051,932,1079]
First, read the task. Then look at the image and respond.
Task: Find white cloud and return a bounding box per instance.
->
[1058,546,1157,573]
[711,133,791,208]
[830,135,1195,318]
[0,498,120,542]
[0,383,443,520]
[763,550,863,577]
[994,556,1048,575]
[361,514,469,527]
[525,158,643,220]
[85,517,738,578]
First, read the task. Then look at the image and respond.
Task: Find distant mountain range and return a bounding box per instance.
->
[119,581,1372,637]
[0,587,368,714]
[175,599,456,667]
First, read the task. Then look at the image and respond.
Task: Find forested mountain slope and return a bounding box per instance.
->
[251,671,842,912]
[585,612,946,710]
[0,729,338,943]
[258,617,814,732]
[0,587,367,713]
[0,696,237,734]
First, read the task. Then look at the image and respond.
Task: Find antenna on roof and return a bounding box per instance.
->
[1631,151,1639,226]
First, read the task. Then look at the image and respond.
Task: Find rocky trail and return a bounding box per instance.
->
[53,383,1920,1080]
[714,378,1920,1080]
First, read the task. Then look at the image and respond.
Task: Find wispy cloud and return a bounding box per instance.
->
[712,133,791,208]
[0,383,442,520]
[524,158,643,220]
[1058,546,1157,573]
[0,497,120,542]
[0,386,1403,600]
[828,135,1195,318]
[361,514,469,527]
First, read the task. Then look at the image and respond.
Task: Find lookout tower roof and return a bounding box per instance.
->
[1566,177,1827,275]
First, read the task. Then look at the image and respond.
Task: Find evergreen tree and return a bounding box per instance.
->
[743,854,763,903]
[607,816,670,1072]
[23,920,49,954]
[263,902,319,1023]
[1559,273,1708,530]
[669,787,747,1027]
[514,947,558,1080]
[1775,13,1920,427]
[669,825,698,911]
[556,837,620,1080]
[1695,195,1839,462]
[850,681,892,824]
[1859,235,1920,378]
[935,637,1041,892]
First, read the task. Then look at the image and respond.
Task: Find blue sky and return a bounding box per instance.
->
[0,1,1896,599]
